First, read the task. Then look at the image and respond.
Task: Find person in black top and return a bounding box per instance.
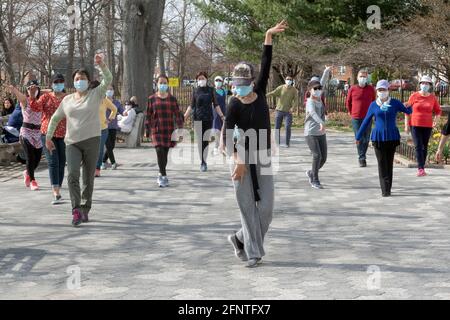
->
[436,111,450,163]
[224,20,288,268]
[184,72,225,172]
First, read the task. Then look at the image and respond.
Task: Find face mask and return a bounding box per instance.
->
[231,87,237,95]
[312,90,322,98]
[235,86,253,97]
[106,90,114,98]
[125,104,132,111]
[159,84,169,92]
[286,80,293,86]
[215,81,223,88]
[377,91,389,101]
[420,84,430,93]
[198,80,207,87]
[74,80,89,92]
[52,83,65,93]
[358,77,367,86]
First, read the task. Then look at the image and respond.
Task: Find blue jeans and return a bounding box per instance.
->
[352,118,372,161]
[411,126,432,169]
[41,135,66,187]
[97,129,109,169]
[275,110,293,146]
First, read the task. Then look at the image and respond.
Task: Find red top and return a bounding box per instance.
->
[147,94,184,148]
[346,84,376,119]
[407,92,441,128]
[40,93,66,138]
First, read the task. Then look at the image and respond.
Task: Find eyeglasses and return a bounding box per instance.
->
[313,86,323,90]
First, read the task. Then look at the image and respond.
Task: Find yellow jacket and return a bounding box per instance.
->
[100,98,118,130]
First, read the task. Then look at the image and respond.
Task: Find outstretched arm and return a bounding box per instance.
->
[255,21,288,92]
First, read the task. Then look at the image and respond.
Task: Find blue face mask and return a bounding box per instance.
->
[74,80,89,92]
[235,86,253,97]
[159,84,169,92]
[52,83,65,93]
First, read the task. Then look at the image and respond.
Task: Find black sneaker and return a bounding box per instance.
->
[52,195,62,205]
[359,160,367,167]
[311,182,324,189]
[305,170,313,184]
[227,234,247,261]
[81,211,89,223]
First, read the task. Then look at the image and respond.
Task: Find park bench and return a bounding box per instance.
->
[0,116,22,165]
[116,112,145,148]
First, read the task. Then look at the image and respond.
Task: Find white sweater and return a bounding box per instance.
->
[117,108,136,133]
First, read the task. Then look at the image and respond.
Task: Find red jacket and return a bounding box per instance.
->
[346,84,376,119]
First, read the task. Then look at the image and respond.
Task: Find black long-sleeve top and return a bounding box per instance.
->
[224,45,272,156]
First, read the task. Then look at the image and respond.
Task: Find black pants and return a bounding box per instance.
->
[156,146,169,176]
[305,135,327,183]
[103,129,118,164]
[195,120,212,165]
[373,141,398,196]
[411,126,432,170]
[20,137,42,181]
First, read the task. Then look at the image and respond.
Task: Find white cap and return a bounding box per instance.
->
[419,75,433,85]
[376,80,389,90]
[214,76,223,82]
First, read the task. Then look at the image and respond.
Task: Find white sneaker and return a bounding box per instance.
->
[100,163,107,170]
[157,175,164,187]
[111,163,118,170]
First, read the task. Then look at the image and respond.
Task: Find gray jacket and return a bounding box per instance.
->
[304,98,325,136]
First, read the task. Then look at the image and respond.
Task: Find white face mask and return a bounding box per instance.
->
[312,90,322,98]
[106,90,114,98]
[358,77,368,86]
[198,80,207,87]
[420,84,430,93]
[286,80,293,86]
[377,91,389,100]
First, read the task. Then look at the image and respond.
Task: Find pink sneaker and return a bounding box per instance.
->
[23,170,30,188]
[30,180,39,191]
[95,169,101,177]
[417,169,426,177]
[72,209,82,227]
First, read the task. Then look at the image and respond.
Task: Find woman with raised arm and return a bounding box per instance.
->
[356,80,412,197]
[6,80,43,191]
[224,21,287,268]
[45,54,113,227]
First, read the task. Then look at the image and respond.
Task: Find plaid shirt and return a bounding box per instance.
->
[147,94,184,148]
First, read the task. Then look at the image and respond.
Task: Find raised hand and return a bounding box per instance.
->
[267,20,288,35]
[94,53,104,66]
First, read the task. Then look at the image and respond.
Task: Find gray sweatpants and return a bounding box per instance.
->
[230,163,275,260]
[66,136,100,214]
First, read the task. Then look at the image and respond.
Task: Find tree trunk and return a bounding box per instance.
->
[123,0,165,106]
[158,41,166,76]
[0,24,16,85]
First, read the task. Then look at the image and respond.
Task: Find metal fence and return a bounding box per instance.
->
[3,86,449,115]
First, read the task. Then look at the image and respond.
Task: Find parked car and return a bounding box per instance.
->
[389,79,415,91]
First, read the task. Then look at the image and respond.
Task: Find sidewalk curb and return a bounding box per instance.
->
[394,154,449,169]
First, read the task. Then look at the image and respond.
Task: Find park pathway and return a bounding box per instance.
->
[1,132,450,299]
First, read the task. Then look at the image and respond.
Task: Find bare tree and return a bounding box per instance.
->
[122,0,165,107]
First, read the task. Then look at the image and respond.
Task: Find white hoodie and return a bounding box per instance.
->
[117,105,136,133]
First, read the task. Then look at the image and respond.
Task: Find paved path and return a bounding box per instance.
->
[1,132,450,300]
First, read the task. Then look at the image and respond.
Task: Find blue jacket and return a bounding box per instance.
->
[6,104,23,130]
[356,98,412,142]
[106,99,124,130]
